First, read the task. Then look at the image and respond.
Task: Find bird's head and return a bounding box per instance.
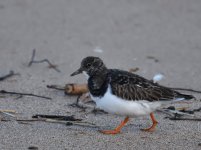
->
[71,56,107,77]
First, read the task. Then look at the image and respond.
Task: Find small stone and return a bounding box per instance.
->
[28,146,38,150]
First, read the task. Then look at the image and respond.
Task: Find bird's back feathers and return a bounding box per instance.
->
[108,69,194,102]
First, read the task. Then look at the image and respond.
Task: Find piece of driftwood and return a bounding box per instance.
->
[0,90,52,100]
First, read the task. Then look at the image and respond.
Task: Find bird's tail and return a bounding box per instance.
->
[159,93,194,106]
[174,93,195,101]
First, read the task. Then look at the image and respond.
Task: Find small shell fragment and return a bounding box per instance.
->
[93,47,103,53]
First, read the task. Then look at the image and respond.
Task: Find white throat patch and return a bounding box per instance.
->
[83,71,89,79]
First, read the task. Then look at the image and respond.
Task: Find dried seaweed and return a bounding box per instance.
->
[28,49,61,72]
[0,90,52,100]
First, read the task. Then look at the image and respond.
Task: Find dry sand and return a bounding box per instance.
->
[0,0,201,149]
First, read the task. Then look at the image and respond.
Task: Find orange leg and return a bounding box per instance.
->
[100,116,129,135]
[141,113,158,132]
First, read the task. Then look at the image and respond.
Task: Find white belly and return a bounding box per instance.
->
[90,86,162,117]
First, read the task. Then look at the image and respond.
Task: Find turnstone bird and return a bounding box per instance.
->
[71,56,194,134]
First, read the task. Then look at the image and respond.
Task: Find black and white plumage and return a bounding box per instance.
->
[71,56,194,134]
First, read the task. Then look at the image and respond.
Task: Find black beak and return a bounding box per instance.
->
[70,68,82,76]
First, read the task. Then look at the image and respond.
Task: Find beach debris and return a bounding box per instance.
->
[0,70,20,81]
[0,90,52,100]
[0,109,16,121]
[46,85,65,91]
[169,117,201,121]
[129,67,140,73]
[32,114,82,121]
[64,83,88,95]
[28,146,38,150]
[28,49,61,72]
[152,73,164,83]
[159,106,201,121]
[160,106,194,117]
[179,107,201,114]
[0,109,16,113]
[147,56,159,62]
[93,47,103,53]
[17,115,98,128]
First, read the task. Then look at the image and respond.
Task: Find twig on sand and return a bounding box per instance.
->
[17,116,98,128]
[46,85,66,91]
[168,117,201,121]
[0,90,52,100]
[32,114,81,121]
[0,70,20,81]
[28,49,61,72]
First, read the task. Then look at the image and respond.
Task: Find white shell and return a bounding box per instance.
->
[93,47,103,53]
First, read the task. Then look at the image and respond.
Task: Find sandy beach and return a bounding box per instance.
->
[0,0,201,149]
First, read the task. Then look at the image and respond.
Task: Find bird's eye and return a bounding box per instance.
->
[86,63,91,67]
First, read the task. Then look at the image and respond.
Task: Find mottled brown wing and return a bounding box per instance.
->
[109,69,178,101]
